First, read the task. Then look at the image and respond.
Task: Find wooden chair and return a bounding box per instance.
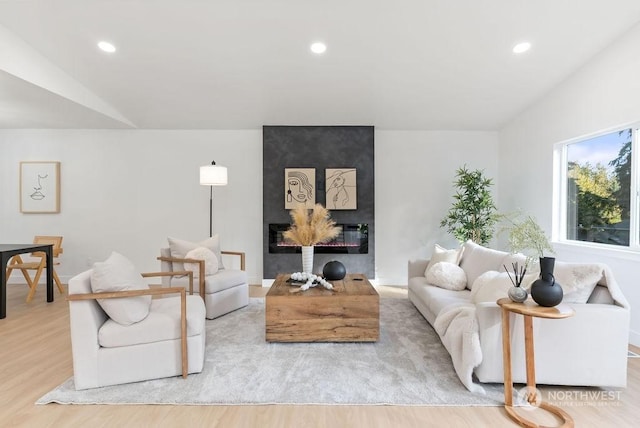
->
[6,236,65,302]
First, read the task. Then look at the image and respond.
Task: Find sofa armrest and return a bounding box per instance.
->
[408,259,429,281]
[67,286,189,379]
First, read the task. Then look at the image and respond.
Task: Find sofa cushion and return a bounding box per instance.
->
[184,246,219,277]
[554,262,603,304]
[459,240,508,289]
[90,251,151,326]
[409,276,471,317]
[425,262,467,291]
[470,271,532,303]
[424,244,463,277]
[98,294,206,347]
[168,235,225,271]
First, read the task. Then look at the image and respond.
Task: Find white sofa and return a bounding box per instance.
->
[408,240,630,389]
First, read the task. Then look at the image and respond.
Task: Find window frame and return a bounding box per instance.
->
[553,123,640,251]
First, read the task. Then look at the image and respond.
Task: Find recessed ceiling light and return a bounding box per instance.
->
[310,42,327,54]
[512,42,531,54]
[98,41,116,53]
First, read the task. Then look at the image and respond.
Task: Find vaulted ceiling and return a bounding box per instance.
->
[2,0,640,130]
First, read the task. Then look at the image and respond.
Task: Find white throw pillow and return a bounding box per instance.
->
[184,247,219,277]
[425,262,468,291]
[470,270,537,304]
[90,251,151,326]
[168,235,225,271]
[553,262,603,304]
[424,244,464,277]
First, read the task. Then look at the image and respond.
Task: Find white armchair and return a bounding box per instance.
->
[159,247,249,319]
[67,266,206,390]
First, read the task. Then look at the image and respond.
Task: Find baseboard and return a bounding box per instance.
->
[630,329,640,348]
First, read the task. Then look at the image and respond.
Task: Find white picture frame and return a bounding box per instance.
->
[20,161,61,213]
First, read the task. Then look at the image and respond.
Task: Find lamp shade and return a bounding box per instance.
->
[200,164,228,186]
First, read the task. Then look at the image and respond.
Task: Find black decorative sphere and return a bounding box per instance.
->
[323,260,346,280]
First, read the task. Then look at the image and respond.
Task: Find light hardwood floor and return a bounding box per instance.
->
[0,283,637,427]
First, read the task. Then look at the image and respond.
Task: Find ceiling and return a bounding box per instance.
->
[2,0,640,130]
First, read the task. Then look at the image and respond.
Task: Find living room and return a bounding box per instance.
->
[1,2,639,426]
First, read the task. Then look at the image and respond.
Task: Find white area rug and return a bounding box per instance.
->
[37,298,504,406]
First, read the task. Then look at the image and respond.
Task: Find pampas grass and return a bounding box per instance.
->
[283,204,341,246]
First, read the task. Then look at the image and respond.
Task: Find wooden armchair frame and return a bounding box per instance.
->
[157,251,246,300]
[6,235,64,302]
[66,270,196,379]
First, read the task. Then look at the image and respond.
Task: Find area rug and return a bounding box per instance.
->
[37,298,504,406]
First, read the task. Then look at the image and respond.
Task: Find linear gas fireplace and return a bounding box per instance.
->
[269,223,368,254]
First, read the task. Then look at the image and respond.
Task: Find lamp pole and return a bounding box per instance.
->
[199,160,228,237]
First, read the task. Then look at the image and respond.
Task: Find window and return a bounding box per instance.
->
[555,125,639,248]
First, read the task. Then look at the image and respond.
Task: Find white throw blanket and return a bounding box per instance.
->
[433,303,484,393]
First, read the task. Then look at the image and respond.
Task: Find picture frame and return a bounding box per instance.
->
[326,168,357,210]
[285,168,315,209]
[20,161,60,213]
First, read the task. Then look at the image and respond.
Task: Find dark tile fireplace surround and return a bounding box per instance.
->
[262,126,375,279]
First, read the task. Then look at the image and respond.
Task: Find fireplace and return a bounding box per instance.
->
[269,223,368,254]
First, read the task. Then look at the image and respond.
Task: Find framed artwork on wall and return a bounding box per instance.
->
[326,168,357,210]
[20,161,61,213]
[285,168,315,209]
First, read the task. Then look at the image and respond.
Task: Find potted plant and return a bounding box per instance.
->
[283,204,340,274]
[440,165,498,245]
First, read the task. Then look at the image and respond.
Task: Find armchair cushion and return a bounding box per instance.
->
[98,294,206,347]
[168,235,225,271]
[184,247,219,277]
[90,252,151,326]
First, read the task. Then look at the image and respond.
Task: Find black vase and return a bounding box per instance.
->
[322,260,346,280]
[530,257,563,307]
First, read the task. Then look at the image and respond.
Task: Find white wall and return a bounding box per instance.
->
[0,129,264,283]
[375,130,499,284]
[1,128,499,288]
[499,23,640,346]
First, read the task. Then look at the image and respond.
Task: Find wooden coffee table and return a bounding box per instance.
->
[265,273,379,342]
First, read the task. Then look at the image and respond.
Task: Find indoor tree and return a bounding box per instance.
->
[440,165,497,245]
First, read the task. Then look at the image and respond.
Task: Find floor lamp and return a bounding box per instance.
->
[200,160,228,237]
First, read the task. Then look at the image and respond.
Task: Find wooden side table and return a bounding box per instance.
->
[497,298,575,428]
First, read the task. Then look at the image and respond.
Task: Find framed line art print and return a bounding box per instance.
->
[20,161,61,213]
[285,168,315,209]
[326,168,357,210]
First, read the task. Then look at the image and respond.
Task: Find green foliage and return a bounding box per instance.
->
[440,165,497,244]
[609,130,632,219]
[498,212,554,262]
[568,161,621,225]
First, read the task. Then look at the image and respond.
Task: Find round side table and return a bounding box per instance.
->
[497,298,575,428]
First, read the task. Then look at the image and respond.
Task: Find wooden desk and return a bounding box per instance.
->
[265,273,379,342]
[498,298,575,428]
[0,244,54,319]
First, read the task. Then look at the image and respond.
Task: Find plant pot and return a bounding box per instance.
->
[301,246,314,274]
[530,257,563,307]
